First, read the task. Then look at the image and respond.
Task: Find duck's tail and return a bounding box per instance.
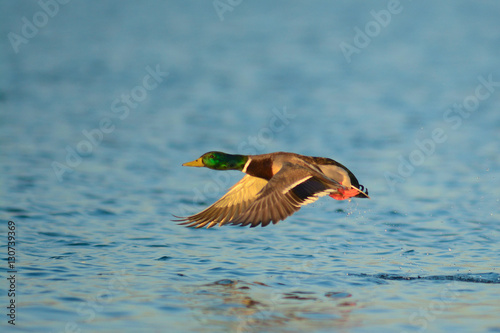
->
[329,184,369,200]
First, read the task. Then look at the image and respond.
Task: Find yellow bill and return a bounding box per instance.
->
[182,158,204,167]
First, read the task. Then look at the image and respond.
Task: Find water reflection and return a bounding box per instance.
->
[181,279,360,332]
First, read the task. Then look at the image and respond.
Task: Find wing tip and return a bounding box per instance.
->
[172,215,217,228]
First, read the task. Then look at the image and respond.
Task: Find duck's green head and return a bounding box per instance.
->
[182,151,248,171]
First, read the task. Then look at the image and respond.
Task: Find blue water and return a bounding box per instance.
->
[1,1,500,332]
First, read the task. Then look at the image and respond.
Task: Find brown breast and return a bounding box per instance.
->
[244,157,274,180]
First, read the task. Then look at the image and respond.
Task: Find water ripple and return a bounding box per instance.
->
[352,272,500,284]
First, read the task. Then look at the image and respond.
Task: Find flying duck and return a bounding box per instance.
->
[174,151,369,228]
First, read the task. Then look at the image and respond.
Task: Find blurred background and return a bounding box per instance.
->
[1,1,499,332]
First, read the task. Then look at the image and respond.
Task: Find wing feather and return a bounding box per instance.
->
[174,175,268,228]
[230,164,345,227]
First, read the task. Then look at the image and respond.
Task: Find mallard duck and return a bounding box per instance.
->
[175,151,369,228]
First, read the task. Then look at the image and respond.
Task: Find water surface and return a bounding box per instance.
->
[1,1,499,332]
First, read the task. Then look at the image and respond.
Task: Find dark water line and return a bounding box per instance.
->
[351,272,500,284]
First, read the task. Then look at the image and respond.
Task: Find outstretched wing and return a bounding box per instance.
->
[229,164,345,228]
[174,175,268,228]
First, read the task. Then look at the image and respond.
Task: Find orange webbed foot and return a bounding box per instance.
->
[329,185,361,201]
